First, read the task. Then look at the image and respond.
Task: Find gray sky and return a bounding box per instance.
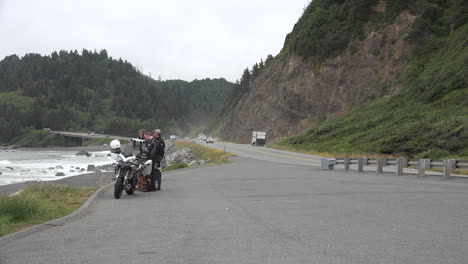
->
[0,0,308,82]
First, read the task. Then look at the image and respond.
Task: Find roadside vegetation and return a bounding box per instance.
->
[163,162,189,172]
[0,185,98,237]
[276,22,468,160]
[163,141,234,171]
[177,141,234,164]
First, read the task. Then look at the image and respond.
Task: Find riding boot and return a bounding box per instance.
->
[155,169,161,190]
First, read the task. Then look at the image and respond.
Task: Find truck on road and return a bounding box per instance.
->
[251,131,266,146]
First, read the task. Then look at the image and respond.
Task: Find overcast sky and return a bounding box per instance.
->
[0,0,308,82]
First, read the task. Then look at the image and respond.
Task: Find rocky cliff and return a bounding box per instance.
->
[212,0,468,158]
[220,4,416,142]
[212,0,467,149]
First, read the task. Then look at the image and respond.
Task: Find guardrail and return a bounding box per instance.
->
[321,157,468,179]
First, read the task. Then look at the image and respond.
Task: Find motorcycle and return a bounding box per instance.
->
[110,139,153,199]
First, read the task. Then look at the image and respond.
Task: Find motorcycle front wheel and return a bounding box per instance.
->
[114,176,124,199]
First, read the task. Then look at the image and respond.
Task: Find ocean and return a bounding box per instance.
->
[0,149,117,186]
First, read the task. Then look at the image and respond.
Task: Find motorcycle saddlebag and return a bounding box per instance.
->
[143,160,153,176]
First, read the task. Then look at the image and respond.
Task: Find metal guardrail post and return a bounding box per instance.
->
[377,158,386,174]
[321,158,337,170]
[396,158,406,176]
[418,159,430,176]
[443,159,456,179]
[358,158,364,172]
[344,158,350,171]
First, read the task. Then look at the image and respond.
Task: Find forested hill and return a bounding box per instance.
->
[209,0,467,158]
[0,50,232,145]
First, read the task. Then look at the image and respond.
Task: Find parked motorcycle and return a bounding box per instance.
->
[110,139,152,199]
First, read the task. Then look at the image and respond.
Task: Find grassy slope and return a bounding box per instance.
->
[0,185,97,236]
[163,141,234,171]
[276,23,468,159]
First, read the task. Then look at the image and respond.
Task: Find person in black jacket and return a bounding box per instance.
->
[144,129,165,191]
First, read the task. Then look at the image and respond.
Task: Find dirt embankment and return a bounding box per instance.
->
[223,11,415,143]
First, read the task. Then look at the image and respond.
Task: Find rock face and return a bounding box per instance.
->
[76,151,91,157]
[219,11,415,143]
[87,165,96,171]
[55,172,66,176]
[164,147,209,168]
[165,149,196,165]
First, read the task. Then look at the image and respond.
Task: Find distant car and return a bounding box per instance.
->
[206,137,214,143]
[106,134,110,137]
[43,128,51,132]
[202,136,207,142]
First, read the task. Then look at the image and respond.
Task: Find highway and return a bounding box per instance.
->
[203,140,323,166]
[1,142,468,263]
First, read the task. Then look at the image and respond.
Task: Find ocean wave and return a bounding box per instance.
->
[0,160,12,165]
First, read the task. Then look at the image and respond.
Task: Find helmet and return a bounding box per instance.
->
[110,140,121,151]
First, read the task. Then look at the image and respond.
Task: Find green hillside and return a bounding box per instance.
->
[208,0,467,159]
[0,50,232,146]
[277,18,468,159]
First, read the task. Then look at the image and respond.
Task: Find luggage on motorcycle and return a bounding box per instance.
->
[143,159,153,176]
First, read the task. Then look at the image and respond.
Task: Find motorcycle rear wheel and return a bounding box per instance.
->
[125,185,135,195]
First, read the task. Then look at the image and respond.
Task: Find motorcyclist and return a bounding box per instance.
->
[144,131,152,148]
[144,129,165,191]
[136,129,148,191]
[138,129,146,140]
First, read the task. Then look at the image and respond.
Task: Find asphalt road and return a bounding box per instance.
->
[202,140,323,166]
[1,145,468,263]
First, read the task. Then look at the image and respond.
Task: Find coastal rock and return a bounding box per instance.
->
[76,167,80,170]
[55,172,66,176]
[56,165,63,169]
[165,148,196,165]
[0,172,2,175]
[70,170,75,172]
[80,168,85,172]
[76,151,91,157]
[49,167,55,170]
[97,164,114,171]
[107,153,112,157]
[87,164,96,171]
[6,167,13,170]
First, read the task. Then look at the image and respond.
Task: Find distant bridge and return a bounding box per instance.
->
[49,131,131,146]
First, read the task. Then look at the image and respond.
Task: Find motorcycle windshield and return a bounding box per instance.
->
[121,144,134,158]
